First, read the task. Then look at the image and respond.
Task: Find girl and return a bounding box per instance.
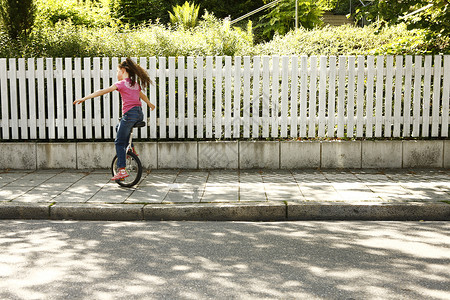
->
[74,58,156,180]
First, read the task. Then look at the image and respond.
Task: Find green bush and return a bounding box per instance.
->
[1,4,449,59]
[253,23,449,56]
[1,12,253,58]
[35,0,115,28]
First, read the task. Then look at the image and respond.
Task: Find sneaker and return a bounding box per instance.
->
[111,168,129,181]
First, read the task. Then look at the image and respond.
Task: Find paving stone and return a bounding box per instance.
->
[299,184,343,202]
[202,186,239,203]
[126,186,169,204]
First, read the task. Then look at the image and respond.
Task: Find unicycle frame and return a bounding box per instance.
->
[111,121,145,188]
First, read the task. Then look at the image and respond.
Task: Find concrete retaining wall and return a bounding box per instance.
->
[1,140,448,170]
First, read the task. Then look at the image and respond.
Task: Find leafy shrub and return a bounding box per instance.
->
[35,0,115,28]
[169,1,200,29]
[253,23,449,56]
[0,12,253,58]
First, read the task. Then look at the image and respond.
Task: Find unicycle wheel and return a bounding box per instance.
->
[111,152,142,187]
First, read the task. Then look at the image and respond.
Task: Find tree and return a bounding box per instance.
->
[256,0,323,39]
[0,0,35,39]
[356,0,450,38]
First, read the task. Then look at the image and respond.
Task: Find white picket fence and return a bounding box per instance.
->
[0,55,449,140]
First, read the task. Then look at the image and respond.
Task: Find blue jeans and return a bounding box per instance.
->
[115,106,143,169]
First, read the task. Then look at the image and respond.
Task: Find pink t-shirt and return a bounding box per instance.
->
[114,78,141,114]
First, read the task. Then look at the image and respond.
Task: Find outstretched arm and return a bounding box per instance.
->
[73,84,117,105]
[140,91,156,111]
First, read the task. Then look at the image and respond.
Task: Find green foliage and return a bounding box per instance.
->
[169,1,200,29]
[1,0,448,58]
[318,0,359,14]
[35,0,115,28]
[109,0,265,25]
[355,0,450,38]
[256,0,323,40]
[0,0,35,39]
[0,12,254,58]
[254,23,449,56]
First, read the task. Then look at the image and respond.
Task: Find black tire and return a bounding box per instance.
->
[111,151,143,188]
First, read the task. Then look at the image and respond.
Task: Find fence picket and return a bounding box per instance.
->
[101,57,111,139]
[92,58,102,139]
[187,57,195,138]
[9,59,19,139]
[281,56,289,137]
[205,57,213,138]
[28,58,37,139]
[403,56,413,137]
[55,58,65,139]
[422,56,432,137]
[299,56,307,137]
[214,56,222,139]
[0,59,8,139]
[375,56,384,137]
[443,55,450,137]
[149,57,157,138]
[347,56,356,137]
[18,58,28,139]
[291,56,299,137]
[74,58,83,139]
[251,56,261,138]
[243,56,251,138]
[224,56,232,138]
[65,58,74,139]
[365,56,375,138]
[327,56,336,137]
[178,56,185,139]
[83,58,92,139]
[168,57,176,138]
[412,56,422,137]
[308,56,317,137]
[262,56,270,138]
[233,56,241,138]
[384,56,394,137]
[337,56,346,137]
[431,55,441,137]
[158,57,167,138]
[356,56,365,137]
[196,57,204,139]
[37,58,46,139]
[271,56,280,138]
[393,56,403,137]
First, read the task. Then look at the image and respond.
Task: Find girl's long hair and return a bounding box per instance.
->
[119,58,153,90]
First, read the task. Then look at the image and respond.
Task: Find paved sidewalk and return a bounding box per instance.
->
[1,169,449,221]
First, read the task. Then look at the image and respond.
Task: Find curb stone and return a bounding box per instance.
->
[50,203,145,221]
[143,202,287,221]
[286,202,450,221]
[0,202,51,219]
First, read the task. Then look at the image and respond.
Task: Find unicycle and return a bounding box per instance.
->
[111,121,145,188]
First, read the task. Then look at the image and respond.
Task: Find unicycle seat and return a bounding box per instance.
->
[134,121,146,128]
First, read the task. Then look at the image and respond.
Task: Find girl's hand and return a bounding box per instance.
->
[149,103,156,111]
[73,99,85,105]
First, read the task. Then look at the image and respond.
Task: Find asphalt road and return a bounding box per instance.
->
[1,221,449,300]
